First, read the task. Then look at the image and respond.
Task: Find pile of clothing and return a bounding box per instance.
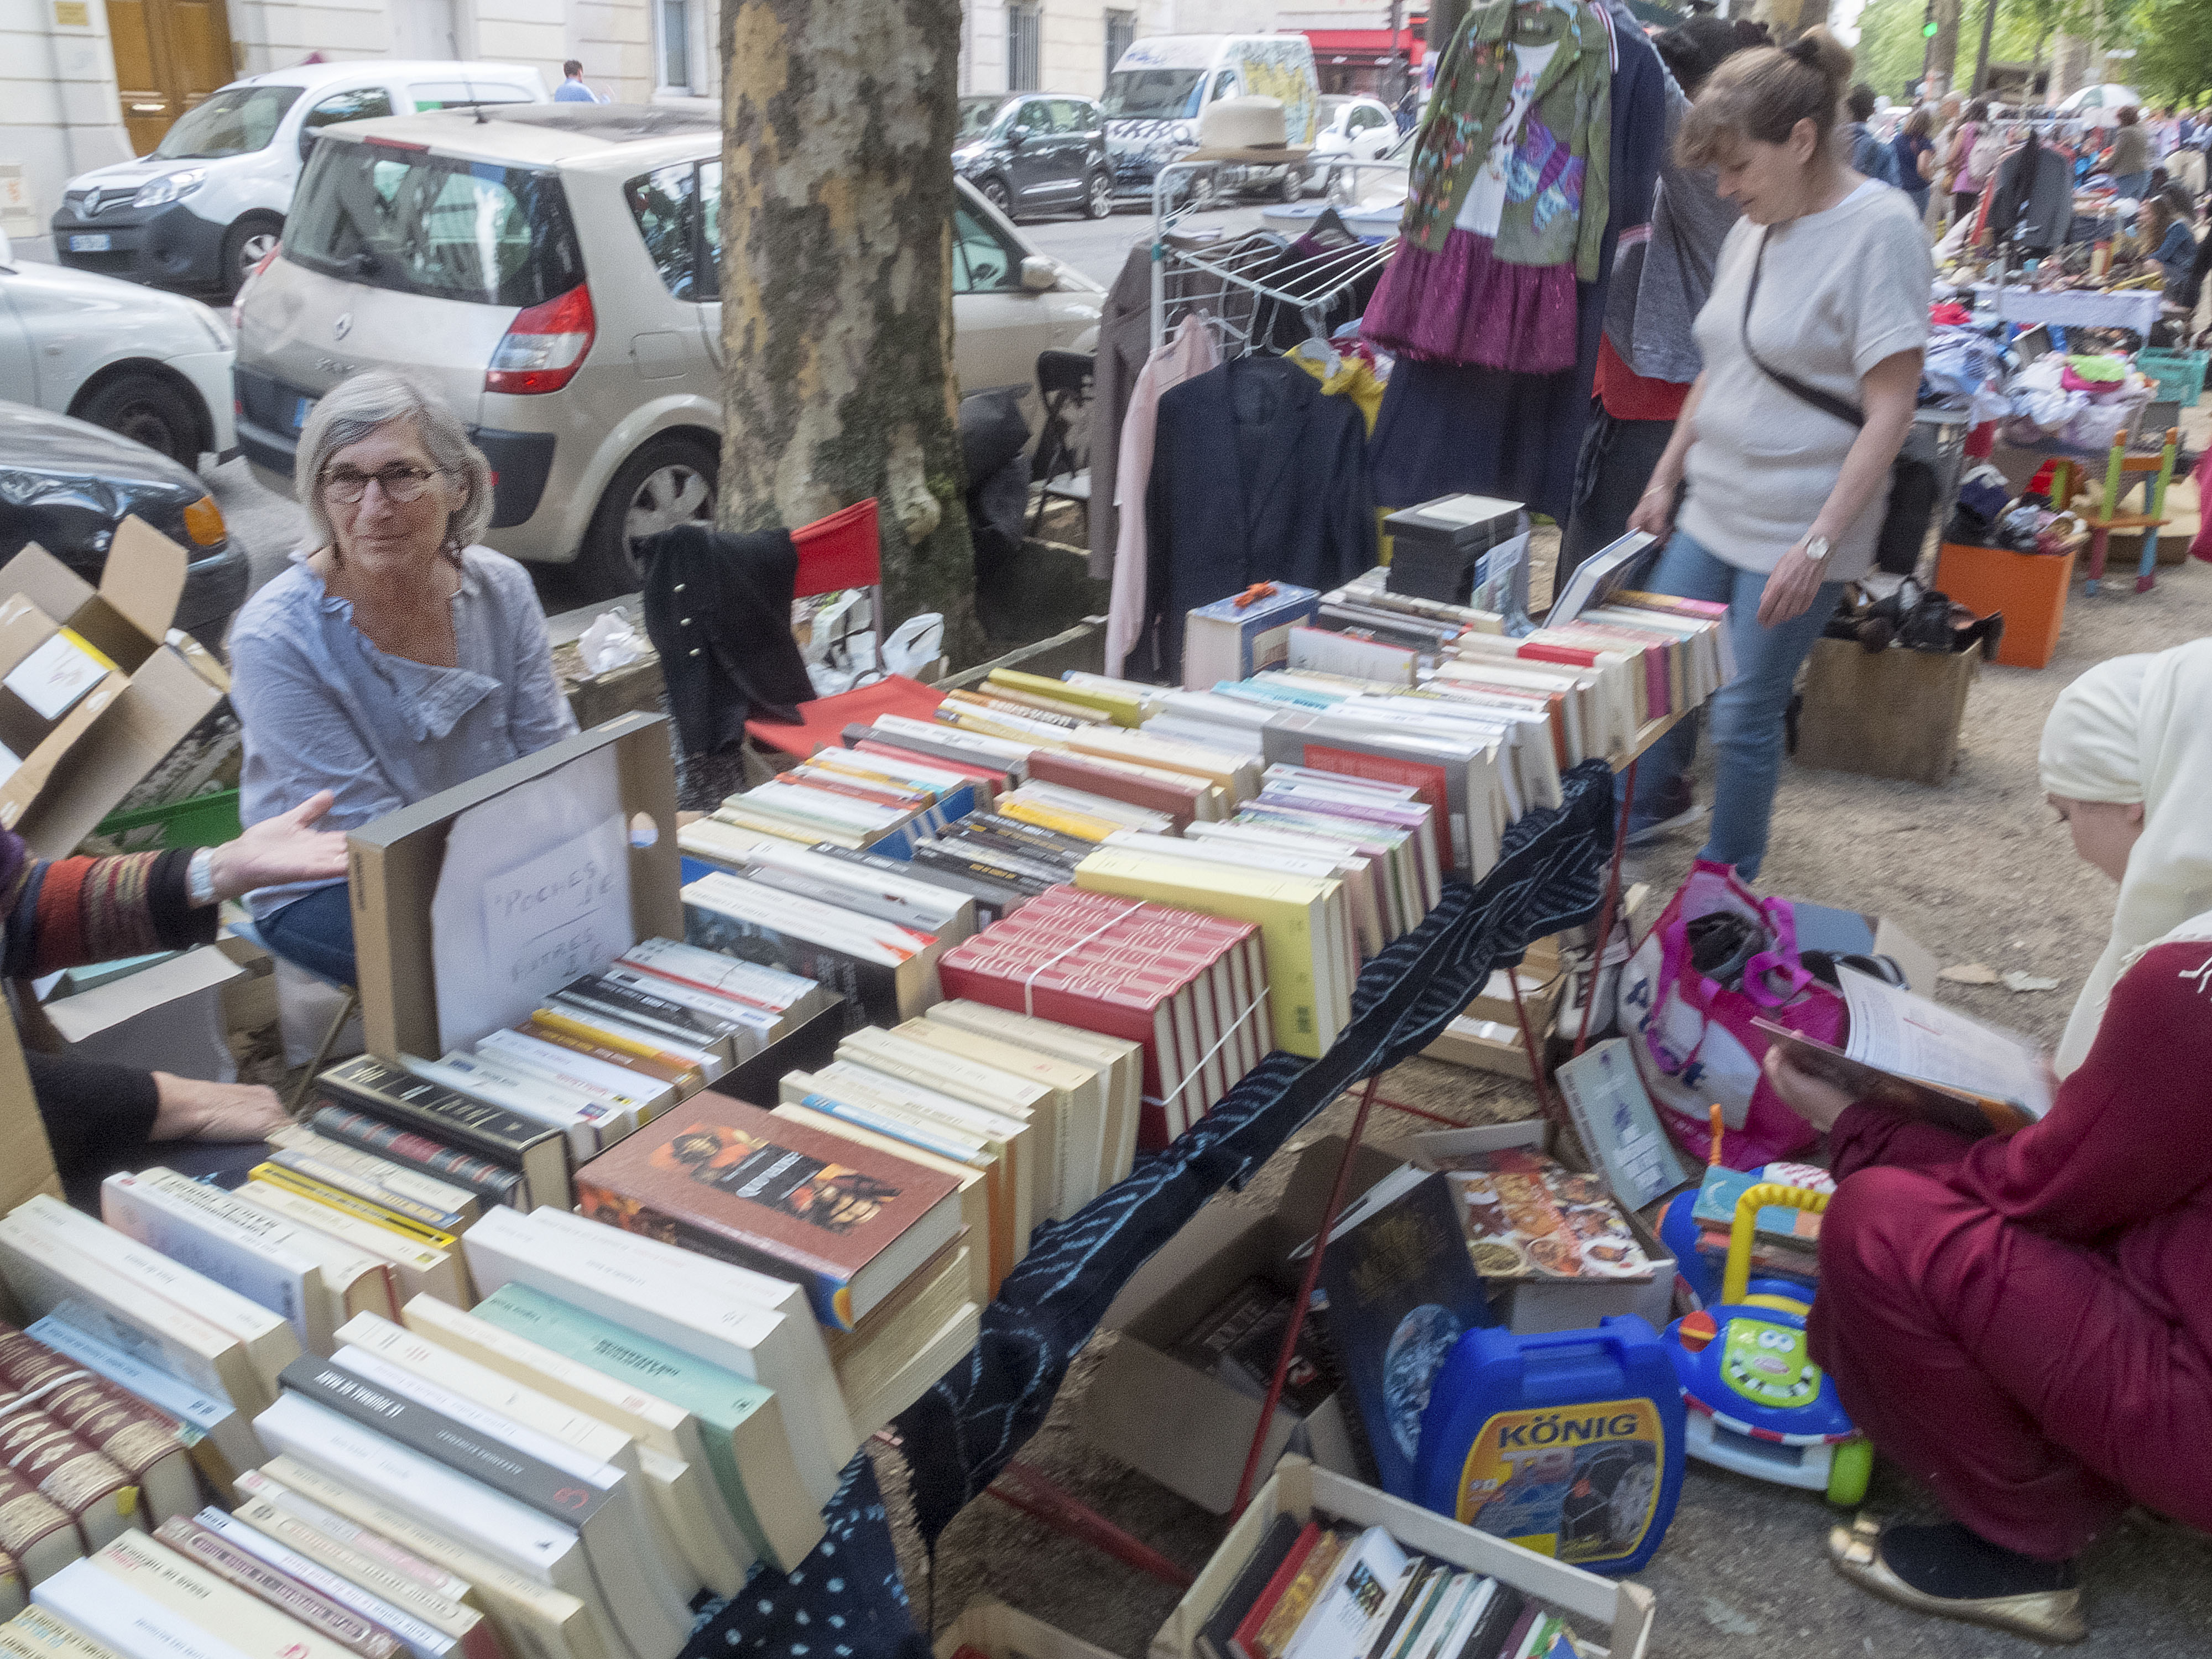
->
[1999,352,2155,451]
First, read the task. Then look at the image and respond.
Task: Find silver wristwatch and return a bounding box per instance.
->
[1802,534,1833,564]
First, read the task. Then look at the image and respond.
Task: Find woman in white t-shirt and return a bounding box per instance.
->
[1621,28,1932,878]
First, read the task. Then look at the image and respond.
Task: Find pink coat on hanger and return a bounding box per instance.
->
[1105,316,1221,679]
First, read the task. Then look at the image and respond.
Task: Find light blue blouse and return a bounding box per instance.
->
[229,545,578,916]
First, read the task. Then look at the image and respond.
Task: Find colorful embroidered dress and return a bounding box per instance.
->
[1364,0,1612,372]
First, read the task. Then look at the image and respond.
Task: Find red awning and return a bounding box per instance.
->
[1301,27,1426,62]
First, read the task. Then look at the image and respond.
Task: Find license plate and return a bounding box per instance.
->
[293,397,313,433]
[67,234,111,253]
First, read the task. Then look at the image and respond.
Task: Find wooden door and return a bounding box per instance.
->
[107,0,235,154]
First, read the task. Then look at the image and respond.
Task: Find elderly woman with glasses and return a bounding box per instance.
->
[229,371,577,987]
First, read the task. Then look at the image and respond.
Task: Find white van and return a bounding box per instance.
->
[1103,34,1320,206]
[50,60,548,296]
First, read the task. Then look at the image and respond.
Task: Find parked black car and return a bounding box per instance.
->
[0,402,249,649]
[953,94,1114,222]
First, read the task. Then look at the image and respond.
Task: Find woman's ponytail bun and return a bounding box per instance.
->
[1679,25,1857,167]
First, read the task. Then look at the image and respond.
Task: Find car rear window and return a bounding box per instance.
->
[286,140,585,307]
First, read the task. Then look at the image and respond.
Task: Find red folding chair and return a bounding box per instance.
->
[743,499,945,760]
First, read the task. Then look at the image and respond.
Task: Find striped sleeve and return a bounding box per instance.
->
[2,848,217,978]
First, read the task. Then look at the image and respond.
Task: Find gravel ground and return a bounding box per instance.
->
[879,432,2212,1658]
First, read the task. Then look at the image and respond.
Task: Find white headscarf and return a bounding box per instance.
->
[2040,638,2212,1074]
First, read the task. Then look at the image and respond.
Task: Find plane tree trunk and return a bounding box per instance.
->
[716,0,980,661]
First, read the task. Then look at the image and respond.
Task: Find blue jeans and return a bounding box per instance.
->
[1629,528,1846,880]
[256,882,358,988]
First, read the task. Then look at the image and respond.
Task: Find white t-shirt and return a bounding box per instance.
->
[1678,180,1933,581]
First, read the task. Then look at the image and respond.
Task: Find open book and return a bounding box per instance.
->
[1754,967,2056,1139]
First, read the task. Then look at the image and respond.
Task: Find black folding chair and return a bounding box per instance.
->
[1028,348,1094,535]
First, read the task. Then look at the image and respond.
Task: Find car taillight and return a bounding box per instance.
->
[486,284,595,395]
[182,494,226,546]
[232,241,280,331]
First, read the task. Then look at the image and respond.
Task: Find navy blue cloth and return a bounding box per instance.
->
[1369,9,1669,520]
[256,881,357,987]
[681,1455,932,1659]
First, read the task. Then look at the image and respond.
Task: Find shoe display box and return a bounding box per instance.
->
[1795,638,1981,786]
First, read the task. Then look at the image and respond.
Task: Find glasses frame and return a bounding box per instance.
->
[320,463,450,505]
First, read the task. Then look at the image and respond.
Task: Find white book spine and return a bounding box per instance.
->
[33,1559,257,1659]
[101,1175,331,1357]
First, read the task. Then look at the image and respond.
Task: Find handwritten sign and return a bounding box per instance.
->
[430,749,632,1051]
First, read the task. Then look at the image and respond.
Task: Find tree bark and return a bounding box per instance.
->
[1927,0,1963,97]
[717,0,981,662]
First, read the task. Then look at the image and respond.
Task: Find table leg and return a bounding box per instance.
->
[1510,969,1566,1132]
[1229,1070,1385,1516]
[987,1460,1196,1589]
[1573,756,1637,1060]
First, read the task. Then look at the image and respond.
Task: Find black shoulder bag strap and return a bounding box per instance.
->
[1743,227,1866,430]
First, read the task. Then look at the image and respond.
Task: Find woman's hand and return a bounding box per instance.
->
[204,791,349,903]
[150,1072,290,1142]
[1761,1046,1857,1133]
[1628,481,1678,541]
[1756,541,1829,627]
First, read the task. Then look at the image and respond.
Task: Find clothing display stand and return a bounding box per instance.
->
[1147,159,1404,357]
[1224,709,1691,1515]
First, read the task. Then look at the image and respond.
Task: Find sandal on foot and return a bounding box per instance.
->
[1828,1516,2087,1645]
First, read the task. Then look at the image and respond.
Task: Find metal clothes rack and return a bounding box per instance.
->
[1146,158,1402,359]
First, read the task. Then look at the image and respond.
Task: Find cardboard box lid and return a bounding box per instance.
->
[348,711,682,1060]
[4,517,188,664]
[42,943,244,1045]
[934,1601,1121,1659]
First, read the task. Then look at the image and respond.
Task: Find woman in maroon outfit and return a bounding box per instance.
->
[1762,638,2212,1644]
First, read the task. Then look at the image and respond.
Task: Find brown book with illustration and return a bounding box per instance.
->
[573,1098,964,1333]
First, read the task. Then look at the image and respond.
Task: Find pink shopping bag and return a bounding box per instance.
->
[1615,860,1846,1168]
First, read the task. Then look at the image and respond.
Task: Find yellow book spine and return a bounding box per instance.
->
[1071,851,1328,1060]
[997,797,1121,842]
[248,1165,458,1251]
[989,669,1145,727]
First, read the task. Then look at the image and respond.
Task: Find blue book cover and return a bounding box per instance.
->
[1316,1171,1493,1499]
[1186,585,1322,681]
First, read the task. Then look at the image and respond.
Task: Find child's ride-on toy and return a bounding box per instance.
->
[1663,1182,1872,1506]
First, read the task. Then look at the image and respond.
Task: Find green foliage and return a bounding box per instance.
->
[2126,0,2212,100]
[1853,0,2153,98]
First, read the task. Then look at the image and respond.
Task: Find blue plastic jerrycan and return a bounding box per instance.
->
[1413,1315,1685,1576]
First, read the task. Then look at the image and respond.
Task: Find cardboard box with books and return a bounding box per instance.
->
[933,1599,1124,1659]
[1150,1458,1653,1659]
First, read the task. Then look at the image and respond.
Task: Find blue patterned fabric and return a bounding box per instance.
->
[679,760,1619,1658]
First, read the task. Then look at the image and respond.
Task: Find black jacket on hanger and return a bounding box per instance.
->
[639,522,816,755]
[1142,355,1376,682]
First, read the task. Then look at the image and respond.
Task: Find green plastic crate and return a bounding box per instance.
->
[93,788,243,852]
[2136,348,2207,409]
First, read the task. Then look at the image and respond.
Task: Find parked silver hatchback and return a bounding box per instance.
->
[235,103,1103,598]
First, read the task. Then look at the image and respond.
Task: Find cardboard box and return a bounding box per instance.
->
[1398,1119,1678,1338]
[0,520,228,856]
[1150,1457,1653,1659]
[41,945,246,1082]
[933,1600,1121,1659]
[1424,1015,1540,1080]
[347,712,682,1061]
[1796,639,1980,786]
[1083,1136,1397,1512]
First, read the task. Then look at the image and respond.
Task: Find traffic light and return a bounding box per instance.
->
[1922,19,1939,34]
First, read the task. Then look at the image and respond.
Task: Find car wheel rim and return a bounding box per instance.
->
[111,403,178,456]
[985,182,1009,210]
[1090,175,1110,215]
[238,231,278,278]
[624,462,714,563]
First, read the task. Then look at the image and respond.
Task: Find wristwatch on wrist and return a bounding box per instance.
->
[1802,534,1833,564]
[186,847,218,908]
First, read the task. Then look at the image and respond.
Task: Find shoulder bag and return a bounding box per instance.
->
[1741,228,1927,576]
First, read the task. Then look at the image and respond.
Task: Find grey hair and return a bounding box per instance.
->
[296,370,494,556]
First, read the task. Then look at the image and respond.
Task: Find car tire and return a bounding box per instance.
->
[575,433,719,602]
[1275,166,1301,204]
[1084,169,1113,218]
[980,177,1014,218]
[74,373,202,468]
[220,213,284,299]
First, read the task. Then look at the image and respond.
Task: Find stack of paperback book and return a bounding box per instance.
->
[681,868,951,1027]
[778,998,1140,1295]
[1193,1517,1578,1659]
[705,739,987,855]
[936,887,1271,1146]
